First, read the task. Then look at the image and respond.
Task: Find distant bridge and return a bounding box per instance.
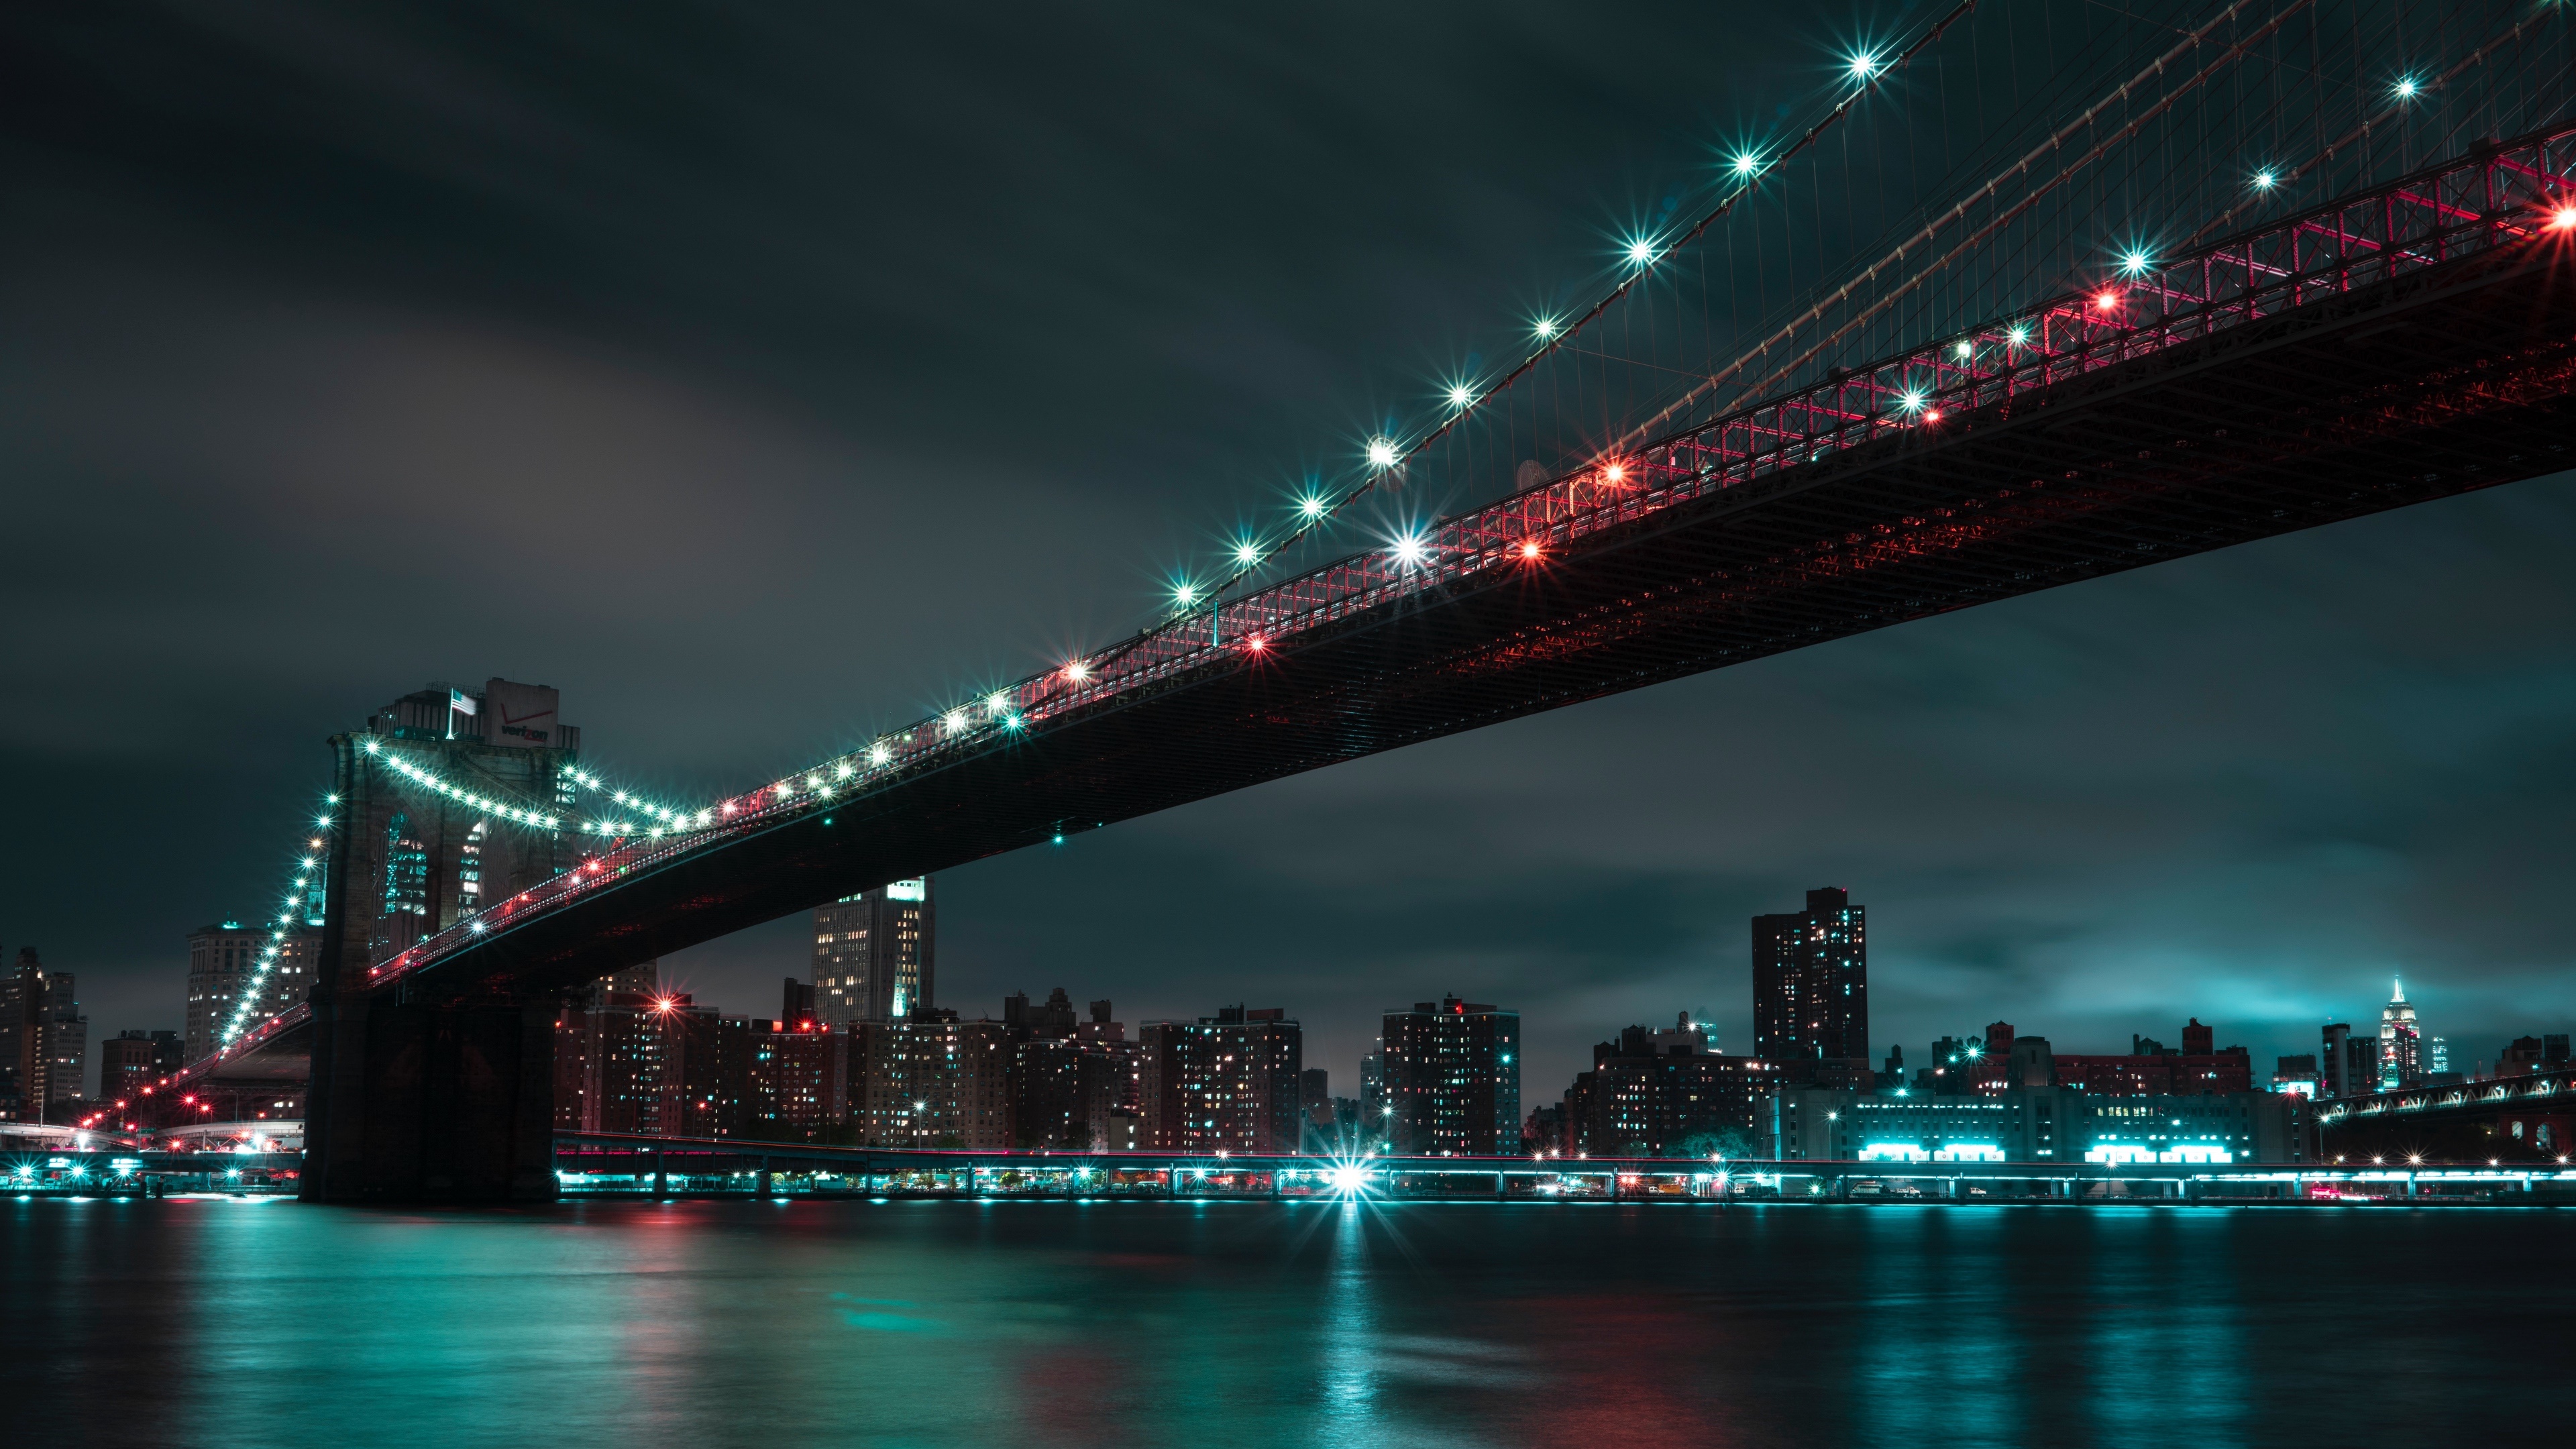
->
[2318,1067,2576,1165]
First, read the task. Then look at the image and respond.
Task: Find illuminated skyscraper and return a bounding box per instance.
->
[1379,996,1520,1156]
[2378,978,2422,1090]
[1136,1006,1303,1154]
[184,923,315,1064]
[811,878,934,1026]
[1752,888,1870,1069]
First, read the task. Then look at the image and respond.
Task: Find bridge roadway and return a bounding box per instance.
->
[248,127,2576,1202]
[334,127,2576,1006]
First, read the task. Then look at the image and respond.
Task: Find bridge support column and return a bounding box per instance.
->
[757,1157,773,1197]
[301,988,559,1204]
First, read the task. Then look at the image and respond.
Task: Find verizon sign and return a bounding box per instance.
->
[482,678,561,749]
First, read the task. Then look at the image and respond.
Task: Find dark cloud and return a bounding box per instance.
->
[5,1,2572,1104]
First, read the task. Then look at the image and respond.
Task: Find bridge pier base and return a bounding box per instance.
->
[301,991,559,1204]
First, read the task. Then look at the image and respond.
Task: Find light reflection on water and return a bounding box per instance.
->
[2,1198,2561,1448]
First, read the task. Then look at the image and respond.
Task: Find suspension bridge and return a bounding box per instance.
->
[127,2,2576,1200]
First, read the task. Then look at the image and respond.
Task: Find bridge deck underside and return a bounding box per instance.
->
[408,247,2576,998]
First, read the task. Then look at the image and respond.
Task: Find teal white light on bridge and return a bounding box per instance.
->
[2253,168,2277,191]
[1366,438,1399,469]
[1849,51,1880,80]
[2118,249,2152,277]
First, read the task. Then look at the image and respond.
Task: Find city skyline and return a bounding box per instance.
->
[2,863,2560,1116]
[8,7,2575,1444]
[8,0,2576,1118]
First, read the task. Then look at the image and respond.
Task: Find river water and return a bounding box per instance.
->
[3,1197,2563,1446]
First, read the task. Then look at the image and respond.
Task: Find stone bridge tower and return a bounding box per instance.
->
[302,680,590,1203]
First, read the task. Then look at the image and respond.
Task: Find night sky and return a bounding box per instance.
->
[7,2,2574,1104]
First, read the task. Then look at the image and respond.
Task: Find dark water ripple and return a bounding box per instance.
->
[3,1197,2565,1447]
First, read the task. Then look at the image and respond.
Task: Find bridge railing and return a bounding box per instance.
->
[337,125,2574,995]
[146,1001,313,1095]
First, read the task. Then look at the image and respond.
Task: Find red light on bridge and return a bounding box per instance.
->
[2093,289,2123,311]
[1243,635,1268,653]
[1603,462,1627,483]
[1519,541,1544,561]
[2552,204,2576,231]
[1923,409,1943,424]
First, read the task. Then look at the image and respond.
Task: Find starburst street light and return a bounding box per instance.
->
[1447,384,1474,408]
[2007,323,2031,346]
[1849,50,1880,80]
[1366,438,1399,469]
[1731,152,1762,177]
[2118,249,2151,276]
[1298,494,1327,519]
[1626,238,1656,265]
[2253,168,2277,191]
[1391,533,1428,566]
[1234,541,1260,566]
[1532,316,1560,339]
[1172,582,1198,606]
[2393,75,2419,99]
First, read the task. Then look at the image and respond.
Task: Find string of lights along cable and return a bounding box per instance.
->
[193,0,2576,1049]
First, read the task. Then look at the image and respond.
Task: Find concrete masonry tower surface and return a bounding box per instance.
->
[302,679,588,1203]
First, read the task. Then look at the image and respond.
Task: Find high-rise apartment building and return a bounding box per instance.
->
[1561,1016,1779,1157]
[99,1030,183,1107]
[2,950,88,1120]
[1379,996,1521,1156]
[1011,994,1136,1150]
[2379,979,2423,1090]
[184,922,315,1063]
[851,1014,1014,1148]
[811,879,933,1026]
[1752,887,1870,1071]
[747,1018,847,1138]
[552,984,740,1137]
[1137,1006,1303,1155]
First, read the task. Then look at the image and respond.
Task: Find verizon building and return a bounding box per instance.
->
[811,878,934,1026]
